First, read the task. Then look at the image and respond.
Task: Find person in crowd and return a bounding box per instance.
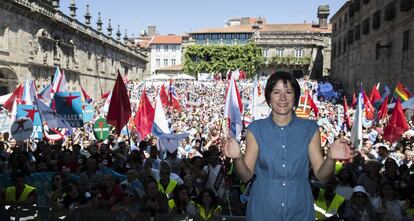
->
[99,174,123,210]
[140,178,169,216]
[46,172,66,203]
[54,179,95,217]
[223,72,353,220]
[121,169,145,197]
[168,184,197,216]
[372,182,407,221]
[342,185,377,221]
[79,157,103,193]
[157,161,178,199]
[195,188,222,221]
[314,176,346,220]
[110,187,140,221]
[3,170,36,205]
[335,166,356,200]
[357,160,382,198]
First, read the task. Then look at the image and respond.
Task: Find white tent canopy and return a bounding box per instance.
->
[146,74,171,81]
[387,97,414,109]
[172,74,196,80]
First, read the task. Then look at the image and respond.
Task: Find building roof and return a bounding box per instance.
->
[136,37,151,48]
[149,35,182,45]
[190,25,254,34]
[260,23,332,33]
[156,64,183,71]
[330,1,351,22]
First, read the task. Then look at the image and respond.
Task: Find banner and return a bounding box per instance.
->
[11,117,33,141]
[82,103,95,123]
[54,92,83,127]
[94,118,110,140]
[16,105,42,139]
[0,113,12,133]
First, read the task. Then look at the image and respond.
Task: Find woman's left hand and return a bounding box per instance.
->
[328,137,355,160]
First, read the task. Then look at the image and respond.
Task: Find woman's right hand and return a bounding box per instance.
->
[222,138,242,159]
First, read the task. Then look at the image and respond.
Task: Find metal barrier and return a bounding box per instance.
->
[0,205,246,221]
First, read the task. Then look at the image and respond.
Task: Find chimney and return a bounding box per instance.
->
[317,5,330,29]
[241,17,250,25]
[147,26,157,37]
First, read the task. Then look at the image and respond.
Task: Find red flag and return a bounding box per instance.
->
[81,86,93,104]
[351,92,356,108]
[307,93,319,117]
[3,84,23,112]
[383,98,409,143]
[238,70,246,80]
[377,96,389,121]
[369,83,382,105]
[343,96,351,128]
[362,90,375,120]
[168,79,182,111]
[159,84,169,107]
[106,71,131,134]
[101,91,111,99]
[134,88,155,139]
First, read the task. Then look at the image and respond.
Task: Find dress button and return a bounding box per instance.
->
[282,145,285,148]
[283,183,286,186]
[281,127,284,130]
[282,203,285,207]
[282,164,285,167]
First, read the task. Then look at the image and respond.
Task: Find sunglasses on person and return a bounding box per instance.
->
[354,192,367,198]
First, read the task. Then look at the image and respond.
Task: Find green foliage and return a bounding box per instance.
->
[183,43,264,78]
[267,56,312,67]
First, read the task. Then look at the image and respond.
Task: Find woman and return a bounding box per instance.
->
[195,189,222,221]
[372,182,406,221]
[168,184,197,216]
[110,187,140,221]
[223,72,353,220]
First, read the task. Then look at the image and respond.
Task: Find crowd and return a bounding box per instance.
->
[0,76,413,221]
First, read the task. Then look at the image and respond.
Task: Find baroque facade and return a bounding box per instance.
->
[330,0,414,94]
[0,0,147,98]
[188,6,332,79]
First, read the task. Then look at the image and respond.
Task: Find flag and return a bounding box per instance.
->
[377,95,389,121]
[351,91,363,150]
[35,98,73,135]
[101,91,111,100]
[151,91,171,137]
[158,133,190,153]
[362,90,375,120]
[307,93,319,117]
[223,77,243,138]
[3,84,23,112]
[38,84,52,105]
[159,84,169,107]
[102,91,112,113]
[343,96,351,129]
[106,72,131,134]
[51,67,68,93]
[251,75,270,120]
[381,84,392,102]
[168,79,181,111]
[383,98,409,143]
[295,90,311,118]
[369,83,382,107]
[81,86,93,104]
[394,83,413,102]
[238,70,246,80]
[21,80,37,105]
[351,92,356,108]
[134,88,155,139]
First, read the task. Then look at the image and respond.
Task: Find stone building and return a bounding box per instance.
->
[0,0,147,98]
[188,6,332,79]
[330,0,414,94]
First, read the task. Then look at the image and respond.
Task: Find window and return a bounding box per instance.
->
[171,59,176,66]
[332,42,336,58]
[163,59,168,66]
[295,49,303,57]
[343,38,347,53]
[156,59,160,67]
[348,30,354,44]
[375,43,381,60]
[172,45,176,52]
[276,48,284,57]
[353,0,361,12]
[372,10,381,30]
[333,23,337,34]
[165,45,169,51]
[156,45,160,52]
[400,0,413,11]
[403,30,410,51]
[363,0,370,4]
[0,26,8,51]
[263,48,269,57]
[355,25,361,40]
[385,1,396,21]
[362,18,370,35]
[339,18,343,28]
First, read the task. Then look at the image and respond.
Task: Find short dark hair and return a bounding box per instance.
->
[264,72,301,107]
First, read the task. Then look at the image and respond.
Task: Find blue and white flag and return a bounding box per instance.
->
[158,133,190,153]
[224,77,243,138]
[351,91,363,150]
[36,98,73,135]
[151,91,171,137]
[38,84,52,105]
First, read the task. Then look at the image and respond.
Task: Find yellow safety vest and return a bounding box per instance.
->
[5,184,36,203]
[406,208,414,216]
[157,179,177,198]
[197,204,222,221]
[335,162,343,175]
[314,188,345,220]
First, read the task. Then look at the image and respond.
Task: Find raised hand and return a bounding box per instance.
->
[329,137,353,160]
[222,137,242,159]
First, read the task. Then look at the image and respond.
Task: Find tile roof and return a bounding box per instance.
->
[260,23,332,33]
[150,35,182,45]
[190,25,254,34]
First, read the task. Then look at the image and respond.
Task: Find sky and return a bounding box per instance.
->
[60,0,347,37]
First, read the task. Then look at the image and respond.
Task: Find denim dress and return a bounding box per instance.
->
[246,113,318,221]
